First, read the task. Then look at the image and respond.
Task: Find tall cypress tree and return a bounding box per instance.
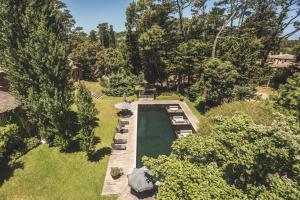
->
[0,0,75,150]
[109,25,117,48]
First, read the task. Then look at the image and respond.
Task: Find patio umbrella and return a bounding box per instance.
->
[115,102,132,110]
[128,167,154,193]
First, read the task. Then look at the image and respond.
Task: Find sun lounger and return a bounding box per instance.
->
[169,106,179,111]
[119,119,129,125]
[173,116,184,123]
[176,130,193,138]
[113,138,127,144]
[116,127,129,133]
[111,143,126,150]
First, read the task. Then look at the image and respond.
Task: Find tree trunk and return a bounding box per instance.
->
[212,10,237,58]
[176,0,186,41]
[177,74,182,93]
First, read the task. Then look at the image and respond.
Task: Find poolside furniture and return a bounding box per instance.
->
[114,133,127,144]
[170,116,190,125]
[175,130,193,138]
[128,167,154,193]
[119,118,129,125]
[111,143,126,150]
[116,125,129,133]
[166,105,183,113]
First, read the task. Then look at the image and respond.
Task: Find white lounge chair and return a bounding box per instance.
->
[169,106,179,111]
[176,130,193,138]
[173,116,184,123]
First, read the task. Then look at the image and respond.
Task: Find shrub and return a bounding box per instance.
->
[110,167,123,179]
[194,95,206,112]
[23,137,40,151]
[103,68,138,96]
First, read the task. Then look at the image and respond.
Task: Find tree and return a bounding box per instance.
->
[139,25,167,85]
[75,83,98,155]
[125,1,142,75]
[103,68,138,97]
[219,35,264,85]
[89,30,97,42]
[0,0,75,150]
[242,0,300,65]
[144,113,300,199]
[166,39,210,92]
[273,73,300,118]
[96,48,125,77]
[193,58,239,107]
[97,23,110,48]
[109,25,117,48]
[69,40,102,80]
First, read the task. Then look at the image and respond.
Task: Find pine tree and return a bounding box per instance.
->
[0,0,74,150]
[75,83,98,155]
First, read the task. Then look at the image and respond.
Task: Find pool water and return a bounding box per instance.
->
[136,105,176,167]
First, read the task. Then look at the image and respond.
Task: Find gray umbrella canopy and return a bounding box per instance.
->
[128,167,154,193]
[115,102,132,110]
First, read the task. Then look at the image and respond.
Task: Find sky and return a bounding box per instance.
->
[62,0,299,40]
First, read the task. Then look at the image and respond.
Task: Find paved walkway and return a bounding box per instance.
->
[101,100,199,199]
[102,102,137,196]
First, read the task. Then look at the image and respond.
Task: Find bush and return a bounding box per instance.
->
[23,137,40,151]
[194,95,206,112]
[103,68,138,96]
[110,167,123,179]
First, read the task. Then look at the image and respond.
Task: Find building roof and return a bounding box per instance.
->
[0,91,20,113]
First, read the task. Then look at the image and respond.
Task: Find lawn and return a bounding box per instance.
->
[0,82,120,200]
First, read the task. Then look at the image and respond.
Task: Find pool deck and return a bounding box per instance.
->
[101,100,199,199]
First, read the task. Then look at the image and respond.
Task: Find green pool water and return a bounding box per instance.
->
[136,105,176,167]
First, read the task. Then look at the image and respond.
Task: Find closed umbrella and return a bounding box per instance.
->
[115,102,132,110]
[128,167,154,193]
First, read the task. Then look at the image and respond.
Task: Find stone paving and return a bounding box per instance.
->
[101,100,199,199]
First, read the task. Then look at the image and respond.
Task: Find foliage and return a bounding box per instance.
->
[69,40,102,80]
[139,25,167,84]
[195,58,239,107]
[110,167,123,179]
[219,36,263,85]
[0,124,20,162]
[273,73,300,118]
[103,68,139,97]
[75,83,98,154]
[144,113,300,199]
[144,156,245,199]
[96,48,125,77]
[166,39,210,91]
[0,0,75,151]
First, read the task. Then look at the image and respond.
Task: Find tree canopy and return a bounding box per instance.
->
[144,112,300,199]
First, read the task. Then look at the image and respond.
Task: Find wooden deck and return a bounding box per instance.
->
[101,100,199,199]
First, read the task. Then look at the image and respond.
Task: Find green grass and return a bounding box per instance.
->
[198,101,275,135]
[156,92,181,100]
[0,82,121,200]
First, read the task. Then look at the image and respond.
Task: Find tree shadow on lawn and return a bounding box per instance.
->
[0,160,24,187]
[66,136,102,153]
[88,147,112,162]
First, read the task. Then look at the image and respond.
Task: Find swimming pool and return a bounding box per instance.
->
[136,105,176,167]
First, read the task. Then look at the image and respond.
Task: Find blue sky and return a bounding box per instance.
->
[62,0,299,39]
